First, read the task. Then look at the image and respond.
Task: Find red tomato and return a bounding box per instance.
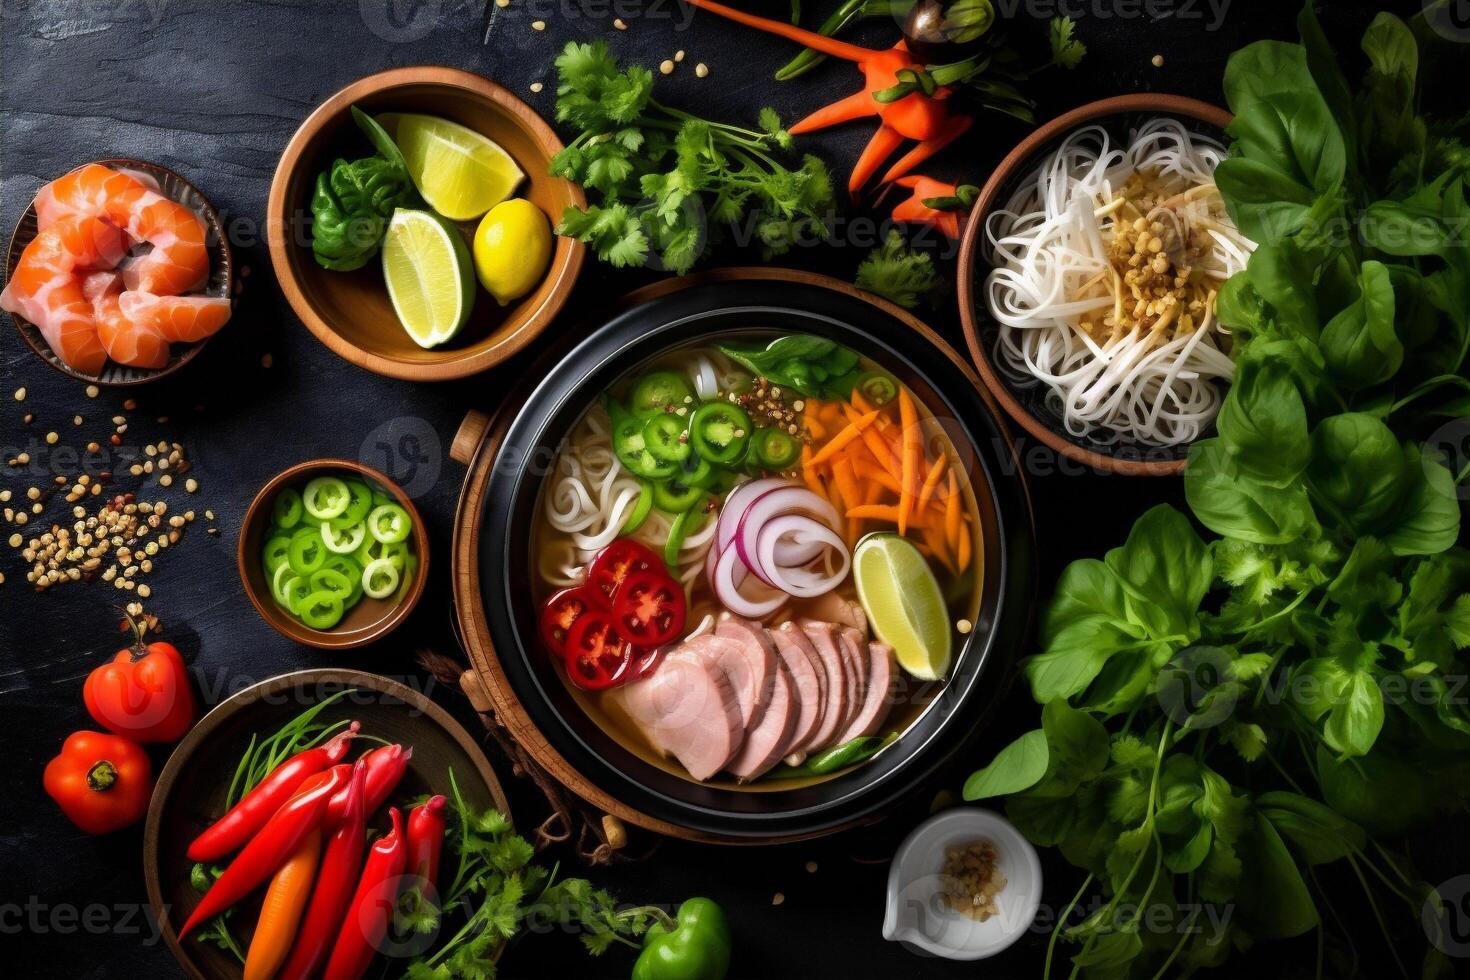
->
[43,731,153,834]
[562,611,633,690]
[539,586,599,657]
[83,629,196,744]
[630,644,667,681]
[611,569,687,648]
[586,540,662,606]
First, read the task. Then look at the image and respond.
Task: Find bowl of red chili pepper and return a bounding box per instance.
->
[144,668,509,980]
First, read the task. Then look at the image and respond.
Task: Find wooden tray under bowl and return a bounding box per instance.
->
[144,668,509,980]
[448,268,1034,845]
[5,158,233,386]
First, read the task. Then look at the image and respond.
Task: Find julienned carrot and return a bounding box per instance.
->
[945,468,961,551]
[831,457,861,542]
[921,522,955,575]
[918,452,949,510]
[844,403,897,472]
[846,504,927,527]
[854,459,902,495]
[243,829,323,980]
[806,412,828,441]
[957,520,972,572]
[809,410,880,465]
[897,388,921,535]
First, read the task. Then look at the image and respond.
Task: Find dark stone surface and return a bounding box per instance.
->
[0,1,1439,978]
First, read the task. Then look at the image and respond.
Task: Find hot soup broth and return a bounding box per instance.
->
[531,335,985,788]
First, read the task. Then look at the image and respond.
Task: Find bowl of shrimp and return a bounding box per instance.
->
[1,158,234,386]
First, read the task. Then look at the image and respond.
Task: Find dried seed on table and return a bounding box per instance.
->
[85,385,99,398]
[12,388,24,401]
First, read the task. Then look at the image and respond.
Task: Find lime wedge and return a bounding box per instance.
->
[380,208,475,348]
[379,112,524,221]
[853,533,953,680]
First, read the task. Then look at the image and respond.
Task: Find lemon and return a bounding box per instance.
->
[378,112,523,221]
[472,199,551,306]
[853,533,953,680]
[381,208,475,348]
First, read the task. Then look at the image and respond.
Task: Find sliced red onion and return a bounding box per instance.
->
[756,516,850,597]
[734,486,841,585]
[716,477,788,554]
[711,543,787,618]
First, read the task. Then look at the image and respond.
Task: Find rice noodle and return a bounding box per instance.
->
[984,117,1254,447]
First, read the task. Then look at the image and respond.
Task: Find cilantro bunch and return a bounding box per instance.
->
[550,41,835,274]
[965,6,1470,977]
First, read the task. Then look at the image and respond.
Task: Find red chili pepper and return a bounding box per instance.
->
[275,760,369,980]
[891,175,978,239]
[323,807,408,980]
[611,569,686,648]
[540,585,598,657]
[179,764,350,939]
[187,723,358,863]
[406,795,448,888]
[585,539,661,607]
[563,610,634,690]
[327,742,412,821]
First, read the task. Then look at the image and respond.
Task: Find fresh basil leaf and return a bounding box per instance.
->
[1257,790,1366,865]
[1316,744,1433,836]
[1240,239,1324,340]
[1320,260,1402,388]
[1306,413,1408,533]
[963,729,1048,801]
[1235,812,1320,939]
[1186,439,1319,545]
[1296,2,1358,154]
[1102,505,1211,640]
[1217,351,1310,485]
[1324,669,1386,757]
[1005,793,1078,846]
[1381,444,1461,556]
[1025,618,1141,704]
[1358,12,1426,186]
[1041,557,1133,644]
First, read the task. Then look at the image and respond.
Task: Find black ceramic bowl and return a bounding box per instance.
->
[475,275,1035,840]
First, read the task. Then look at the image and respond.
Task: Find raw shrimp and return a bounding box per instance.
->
[0,215,127,375]
[34,163,210,296]
[91,276,171,369]
[117,291,232,344]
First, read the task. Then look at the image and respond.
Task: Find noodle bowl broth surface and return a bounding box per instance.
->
[530,335,987,788]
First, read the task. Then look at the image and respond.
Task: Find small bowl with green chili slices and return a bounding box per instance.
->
[238,459,429,649]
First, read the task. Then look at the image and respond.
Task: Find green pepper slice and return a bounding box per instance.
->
[287,528,328,575]
[689,401,751,465]
[641,413,691,463]
[308,567,353,602]
[272,488,304,529]
[262,534,293,575]
[664,503,708,569]
[299,589,345,629]
[752,427,801,469]
[367,503,412,544]
[302,477,350,520]
[321,555,364,605]
[362,557,401,599]
[320,521,366,554]
[852,370,899,405]
[629,370,694,418]
[622,480,655,534]
[653,478,705,513]
[612,411,676,479]
[284,576,315,615]
[328,480,373,529]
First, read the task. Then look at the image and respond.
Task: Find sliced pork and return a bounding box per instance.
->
[835,641,897,744]
[836,627,869,736]
[799,620,849,753]
[620,649,742,781]
[681,632,775,734]
[769,623,826,764]
[796,593,869,637]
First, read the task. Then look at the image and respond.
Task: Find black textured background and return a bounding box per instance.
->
[1,1,1452,978]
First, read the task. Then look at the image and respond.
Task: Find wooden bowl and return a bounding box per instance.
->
[144,668,511,980]
[238,458,430,649]
[956,94,1233,477]
[4,158,233,386]
[267,66,585,381]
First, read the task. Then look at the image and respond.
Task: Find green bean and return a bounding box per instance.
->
[765,732,898,779]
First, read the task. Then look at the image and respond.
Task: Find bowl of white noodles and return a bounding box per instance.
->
[958,94,1253,475]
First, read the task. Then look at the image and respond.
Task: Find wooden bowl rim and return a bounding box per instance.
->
[450,267,1037,844]
[236,457,431,650]
[265,65,586,382]
[956,93,1233,478]
[4,157,234,387]
[143,666,511,980]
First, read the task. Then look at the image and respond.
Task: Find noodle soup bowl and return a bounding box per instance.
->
[455,270,1037,842]
[957,94,1236,477]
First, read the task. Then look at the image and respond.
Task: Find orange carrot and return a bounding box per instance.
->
[832,457,862,542]
[850,388,876,414]
[846,403,899,473]
[846,503,927,527]
[957,521,972,572]
[805,412,827,441]
[853,458,902,494]
[243,829,322,980]
[945,468,961,552]
[898,388,921,534]
[918,451,949,511]
[810,410,880,465]
[922,521,955,574]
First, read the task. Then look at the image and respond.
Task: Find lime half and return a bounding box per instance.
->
[853,533,953,680]
[381,208,475,348]
[379,112,524,221]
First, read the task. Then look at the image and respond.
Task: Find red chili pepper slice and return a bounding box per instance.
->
[539,585,598,657]
[586,540,662,606]
[630,644,667,681]
[562,611,633,690]
[611,570,686,648]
